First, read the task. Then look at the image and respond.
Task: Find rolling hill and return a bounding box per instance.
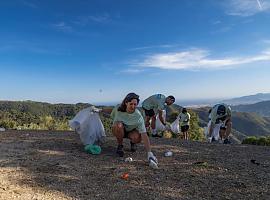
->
[232,100,270,117]
[223,93,270,105]
[1,100,270,142]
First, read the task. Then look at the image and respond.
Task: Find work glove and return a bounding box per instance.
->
[148,152,158,169]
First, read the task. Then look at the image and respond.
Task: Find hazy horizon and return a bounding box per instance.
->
[2,92,270,107]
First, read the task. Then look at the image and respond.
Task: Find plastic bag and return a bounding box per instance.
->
[205,121,221,141]
[155,110,166,131]
[69,107,106,145]
[170,116,180,134]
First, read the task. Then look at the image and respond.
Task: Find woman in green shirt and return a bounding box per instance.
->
[110,93,158,168]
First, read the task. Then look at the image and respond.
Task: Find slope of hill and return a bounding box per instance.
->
[232,100,270,117]
[0,130,269,200]
[1,100,270,142]
[223,93,270,105]
[0,100,90,120]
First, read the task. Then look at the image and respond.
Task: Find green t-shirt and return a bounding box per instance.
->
[142,94,166,114]
[179,112,191,126]
[210,103,231,124]
[110,105,146,133]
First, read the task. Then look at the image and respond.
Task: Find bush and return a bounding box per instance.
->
[242,136,257,145]
[242,136,270,146]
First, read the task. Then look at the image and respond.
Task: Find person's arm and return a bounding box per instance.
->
[141,133,151,152]
[158,110,166,125]
[141,133,158,168]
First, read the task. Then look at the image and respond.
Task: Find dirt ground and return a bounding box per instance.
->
[0,130,270,200]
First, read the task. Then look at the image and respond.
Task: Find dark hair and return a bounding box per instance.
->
[118,93,140,112]
[168,95,175,102]
[217,105,226,116]
[182,107,187,113]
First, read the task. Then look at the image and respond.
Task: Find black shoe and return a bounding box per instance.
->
[211,137,216,143]
[130,142,137,152]
[152,134,162,138]
[223,138,231,144]
[116,145,124,157]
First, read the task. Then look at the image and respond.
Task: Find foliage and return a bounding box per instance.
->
[0,101,203,142]
[242,136,270,146]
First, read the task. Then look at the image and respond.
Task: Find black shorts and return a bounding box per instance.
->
[181,125,189,132]
[143,108,155,117]
[124,128,136,138]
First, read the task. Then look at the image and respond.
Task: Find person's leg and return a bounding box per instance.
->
[184,131,188,140]
[225,119,232,139]
[128,130,142,152]
[186,125,190,140]
[151,115,156,130]
[112,122,125,156]
[112,122,125,144]
[181,126,186,140]
[219,128,226,140]
[145,116,151,128]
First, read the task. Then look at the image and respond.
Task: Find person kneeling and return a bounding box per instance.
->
[106,93,158,168]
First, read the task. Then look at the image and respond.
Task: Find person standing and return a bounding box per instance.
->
[179,108,191,140]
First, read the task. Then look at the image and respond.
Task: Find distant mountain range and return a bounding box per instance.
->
[223,93,270,105]
[232,100,270,117]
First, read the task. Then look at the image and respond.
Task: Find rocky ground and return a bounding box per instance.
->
[0,130,270,200]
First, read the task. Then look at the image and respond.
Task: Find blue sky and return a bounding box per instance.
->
[0,0,270,105]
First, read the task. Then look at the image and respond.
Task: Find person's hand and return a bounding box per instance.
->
[148,152,158,169]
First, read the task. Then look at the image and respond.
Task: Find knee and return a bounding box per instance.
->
[112,122,124,133]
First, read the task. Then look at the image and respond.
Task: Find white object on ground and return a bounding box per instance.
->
[0,127,5,132]
[164,151,173,157]
[125,157,133,162]
[69,107,106,145]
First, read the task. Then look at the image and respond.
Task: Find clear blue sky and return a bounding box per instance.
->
[1,0,270,104]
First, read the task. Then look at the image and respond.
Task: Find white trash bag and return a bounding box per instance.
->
[155,110,166,132]
[170,116,180,134]
[205,121,222,142]
[69,107,106,145]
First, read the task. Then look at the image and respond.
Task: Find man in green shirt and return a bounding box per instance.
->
[142,94,175,137]
[208,103,232,144]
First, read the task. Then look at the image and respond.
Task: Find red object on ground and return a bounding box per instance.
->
[121,173,129,180]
